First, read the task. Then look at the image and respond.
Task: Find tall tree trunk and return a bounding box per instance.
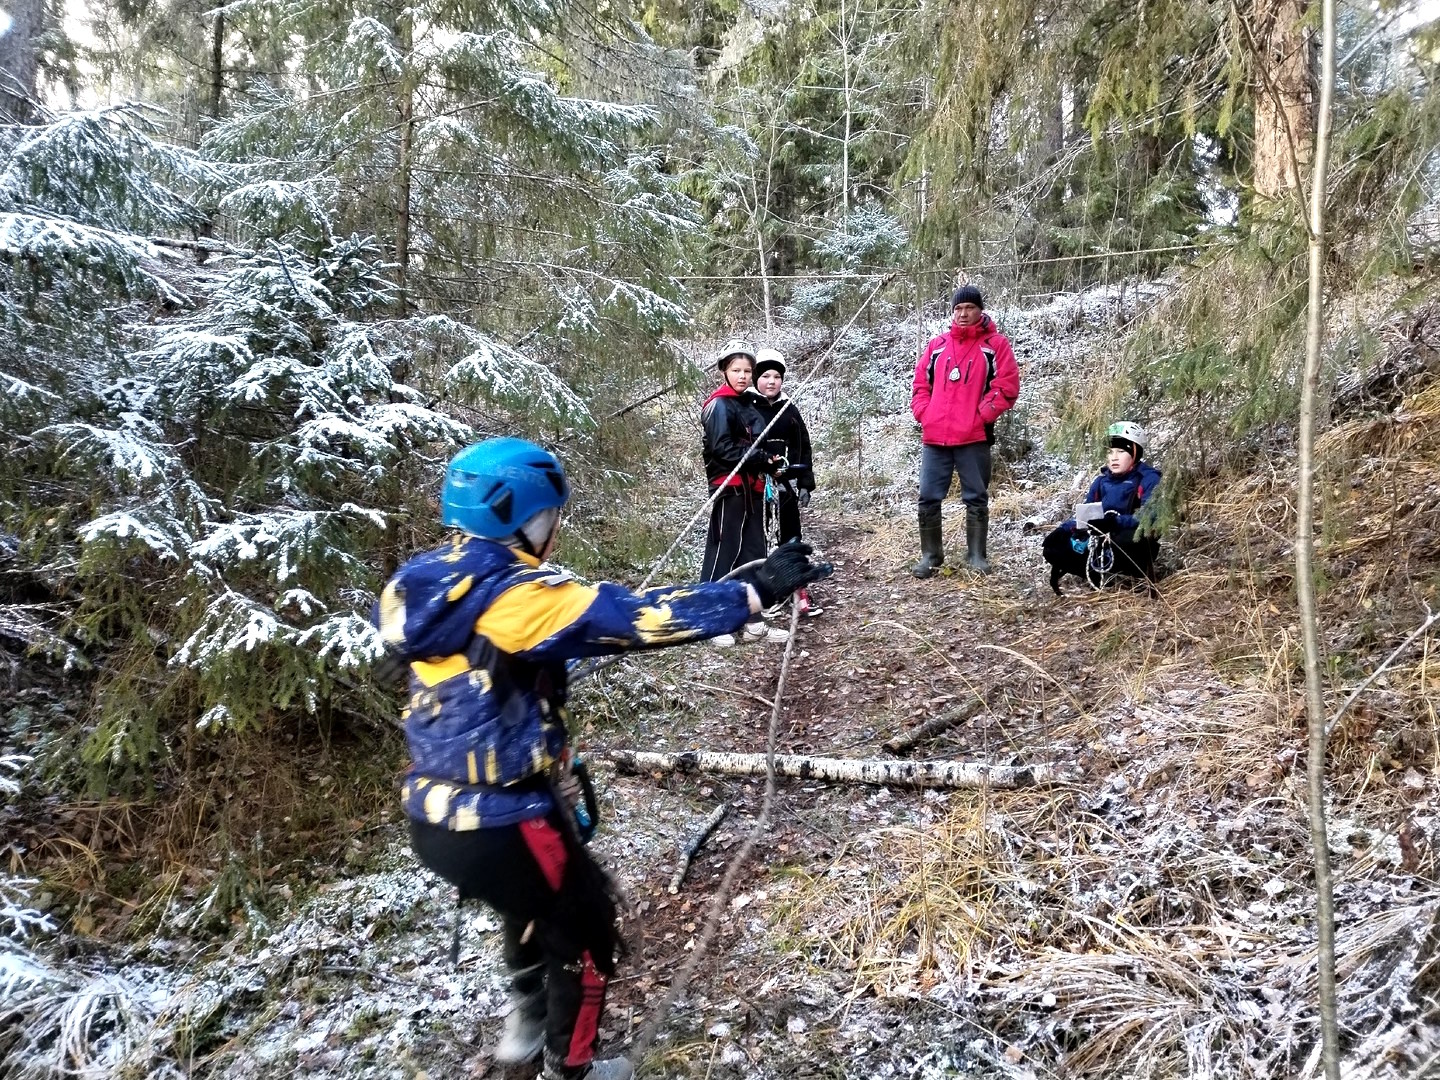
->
[393,12,414,313]
[1296,0,1339,1076]
[0,0,42,123]
[209,11,225,121]
[1252,0,1315,199]
[839,0,853,232]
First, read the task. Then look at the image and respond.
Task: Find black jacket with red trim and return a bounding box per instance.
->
[701,385,766,491]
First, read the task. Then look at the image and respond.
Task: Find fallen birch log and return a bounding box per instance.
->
[669,802,729,894]
[608,749,1071,789]
[883,698,984,755]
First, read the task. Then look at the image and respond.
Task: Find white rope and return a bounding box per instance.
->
[626,598,800,1073]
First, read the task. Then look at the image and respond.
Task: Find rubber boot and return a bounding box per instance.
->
[911,506,944,578]
[965,506,990,574]
[494,984,546,1064]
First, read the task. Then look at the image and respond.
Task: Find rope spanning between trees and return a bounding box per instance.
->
[671,241,1213,283]
[626,598,801,1074]
[571,275,887,690]
[585,281,888,1069]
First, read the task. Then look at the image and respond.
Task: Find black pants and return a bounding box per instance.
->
[409,816,617,1072]
[1042,527,1159,591]
[702,485,765,580]
[767,487,802,546]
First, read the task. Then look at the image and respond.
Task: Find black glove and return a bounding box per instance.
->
[373,646,409,685]
[797,488,811,509]
[745,539,833,609]
[1093,510,1122,533]
[767,455,789,477]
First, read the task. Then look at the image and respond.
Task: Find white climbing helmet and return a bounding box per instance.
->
[1106,420,1148,453]
[716,338,756,369]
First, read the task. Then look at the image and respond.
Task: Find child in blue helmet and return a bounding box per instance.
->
[374,438,829,1080]
[1042,421,1162,596]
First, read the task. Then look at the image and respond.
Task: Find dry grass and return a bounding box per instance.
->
[755,362,1440,1078]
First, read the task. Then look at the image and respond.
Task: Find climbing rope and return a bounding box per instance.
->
[569,275,889,684]
[587,283,892,1070]
[625,599,800,1073]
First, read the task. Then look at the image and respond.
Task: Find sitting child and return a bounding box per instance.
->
[1042,421,1162,596]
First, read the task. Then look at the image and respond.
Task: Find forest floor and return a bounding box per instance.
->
[7,291,1440,1079]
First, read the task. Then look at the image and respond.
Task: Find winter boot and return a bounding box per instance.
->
[543,1050,634,1080]
[494,989,545,1064]
[965,506,990,574]
[911,506,944,578]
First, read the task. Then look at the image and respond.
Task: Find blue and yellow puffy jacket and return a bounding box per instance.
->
[375,534,753,831]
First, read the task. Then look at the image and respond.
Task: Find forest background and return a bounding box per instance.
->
[3,0,1440,1076]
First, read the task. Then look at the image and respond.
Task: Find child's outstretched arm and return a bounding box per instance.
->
[476,571,757,663]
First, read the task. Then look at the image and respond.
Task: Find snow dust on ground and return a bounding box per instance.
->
[6,281,1440,1080]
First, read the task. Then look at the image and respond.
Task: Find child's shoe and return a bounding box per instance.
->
[711,633,736,648]
[742,621,767,641]
[796,588,821,617]
[764,626,790,644]
[542,1050,634,1079]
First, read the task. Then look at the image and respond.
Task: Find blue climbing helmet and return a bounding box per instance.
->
[441,438,570,540]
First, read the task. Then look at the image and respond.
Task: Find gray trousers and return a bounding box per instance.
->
[918,443,992,511]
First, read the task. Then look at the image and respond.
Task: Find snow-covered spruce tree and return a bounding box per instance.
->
[0,106,593,794]
[203,0,699,413]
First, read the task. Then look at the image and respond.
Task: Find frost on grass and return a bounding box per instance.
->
[1,846,519,1080]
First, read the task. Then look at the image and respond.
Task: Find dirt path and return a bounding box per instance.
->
[570,471,1440,1079]
[580,498,1107,1078]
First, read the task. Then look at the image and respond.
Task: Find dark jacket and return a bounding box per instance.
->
[744,390,815,492]
[1061,461,1163,537]
[910,315,1020,447]
[374,534,753,830]
[701,384,766,491]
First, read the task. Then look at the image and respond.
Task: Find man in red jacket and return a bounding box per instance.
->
[909,285,1020,576]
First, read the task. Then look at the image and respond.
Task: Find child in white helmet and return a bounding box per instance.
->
[1042,421,1162,595]
[745,348,821,616]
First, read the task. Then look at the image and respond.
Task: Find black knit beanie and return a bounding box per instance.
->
[951,285,984,309]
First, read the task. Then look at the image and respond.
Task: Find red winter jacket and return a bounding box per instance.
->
[910,315,1020,447]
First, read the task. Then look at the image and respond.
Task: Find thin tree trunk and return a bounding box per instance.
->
[755,207,771,333]
[393,12,415,313]
[609,749,1071,789]
[0,0,42,123]
[839,0,852,230]
[209,12,225,120]
[1295,0,1339,1076]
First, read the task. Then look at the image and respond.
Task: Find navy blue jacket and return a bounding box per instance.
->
[375,535,753,830]
[744,390,815,492]
[1061,461,1162,536]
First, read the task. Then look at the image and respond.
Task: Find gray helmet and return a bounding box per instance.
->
[1106,421,1149,456]
[716,338,756,369]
